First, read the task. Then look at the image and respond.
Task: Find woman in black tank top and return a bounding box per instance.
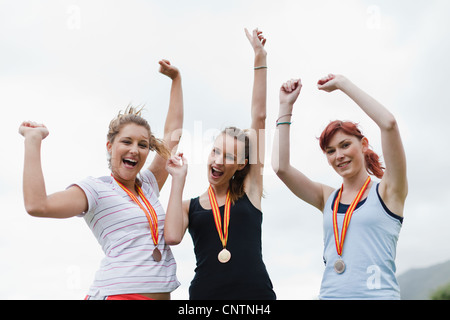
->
[188,194,275,299]
[163,28,276,300]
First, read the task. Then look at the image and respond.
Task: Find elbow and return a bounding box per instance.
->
[253,112,267,124]
[24,203,46,218]
[165,128,183,148]
[382,115,398,132]
[251,105,267,126]
[271,161,280,176]
[164,233,182,246]
[271,158,289,178]
[274,167,289,179]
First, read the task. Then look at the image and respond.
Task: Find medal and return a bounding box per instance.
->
[208,186,232,263]
[113,177,161,262]
[334,258,345,274]
[332,176,371,274]
[218,248,231,263]
[152,247,162,262]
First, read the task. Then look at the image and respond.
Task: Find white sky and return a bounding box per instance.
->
[1,0,449,299]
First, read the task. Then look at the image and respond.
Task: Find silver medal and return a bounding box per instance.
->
[334,258,346,274]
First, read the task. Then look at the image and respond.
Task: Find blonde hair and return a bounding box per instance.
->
[107,105,171,168]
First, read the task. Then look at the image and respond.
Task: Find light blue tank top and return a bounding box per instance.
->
[320,182,403,300]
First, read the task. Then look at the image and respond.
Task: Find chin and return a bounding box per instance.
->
[333,168,349,179]
[207,173,230,187]
[114,167,139,181]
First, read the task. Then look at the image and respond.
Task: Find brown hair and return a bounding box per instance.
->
[221,127,251,204]
[319,120,384,179]
[107,105,171,169]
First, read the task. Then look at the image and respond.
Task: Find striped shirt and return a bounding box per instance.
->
[71,170,180,297]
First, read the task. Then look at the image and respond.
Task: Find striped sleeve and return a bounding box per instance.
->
[69,176,100,217]
[140,169,160,198]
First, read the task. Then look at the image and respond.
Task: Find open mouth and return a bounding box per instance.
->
[123,158,138,169]
[337,161,351,168]
[211,166,224,178]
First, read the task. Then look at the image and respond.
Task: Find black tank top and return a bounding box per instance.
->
[188,193,276,300]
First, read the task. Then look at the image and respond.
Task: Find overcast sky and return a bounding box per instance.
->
[1,0,449,299]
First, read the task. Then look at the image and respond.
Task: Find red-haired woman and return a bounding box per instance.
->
[272,74,407,299]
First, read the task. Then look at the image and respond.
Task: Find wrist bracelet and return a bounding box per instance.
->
[254,66,268,70]
[276,113,292,123]
[276,121,292,127]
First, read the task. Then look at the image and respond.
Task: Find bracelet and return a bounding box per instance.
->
[254,66,268,70]
[276,113,292,123]
[276,121,292,127]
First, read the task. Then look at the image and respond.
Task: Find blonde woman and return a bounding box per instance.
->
[19,60,183,300]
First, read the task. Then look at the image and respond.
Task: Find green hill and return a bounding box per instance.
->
[398,259,450,300]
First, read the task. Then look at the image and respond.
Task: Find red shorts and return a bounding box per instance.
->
[85,294,155,300]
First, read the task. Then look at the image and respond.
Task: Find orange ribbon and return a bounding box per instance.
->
[208,186,231,249]
[114,178,159,247]
[332,176,371,257]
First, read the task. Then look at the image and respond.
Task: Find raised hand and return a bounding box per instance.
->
[19,121,49,140]
[166,152,188,179]
[159,59,180,80]
[280,79,302,106]
[245,28,267,56]
[317,74,346,92]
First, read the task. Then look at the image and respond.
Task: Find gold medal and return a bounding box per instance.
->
[208,186,232,264]
[218,248,231,263]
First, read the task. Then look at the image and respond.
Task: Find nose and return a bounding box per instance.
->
[129,142,139,155]
[336,148,345,160]
[214,155,224,165]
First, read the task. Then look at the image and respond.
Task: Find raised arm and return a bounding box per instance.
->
[19,121,88,218]
[164,153,189,245]
[272,79,334,212]
[318,74,408,215]
[244,28,267,201]
[148,59,184,191]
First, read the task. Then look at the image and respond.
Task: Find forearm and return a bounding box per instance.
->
[22,136,48,216]
[251,52,267,124]
[164,75,184,152]
[164,177,186,245]
[272,103,293,174]
[247,52,267,187]
[339,77,407,202]
[338,77,397,131]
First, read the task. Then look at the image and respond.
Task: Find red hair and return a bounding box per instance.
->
[319,120,384,179]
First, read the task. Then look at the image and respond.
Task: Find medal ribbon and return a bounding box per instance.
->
[114,178,159,247]
[332,176,371,257]
[208,186,231,249]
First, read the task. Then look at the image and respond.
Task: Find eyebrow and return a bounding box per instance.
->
[122,136,149,141]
